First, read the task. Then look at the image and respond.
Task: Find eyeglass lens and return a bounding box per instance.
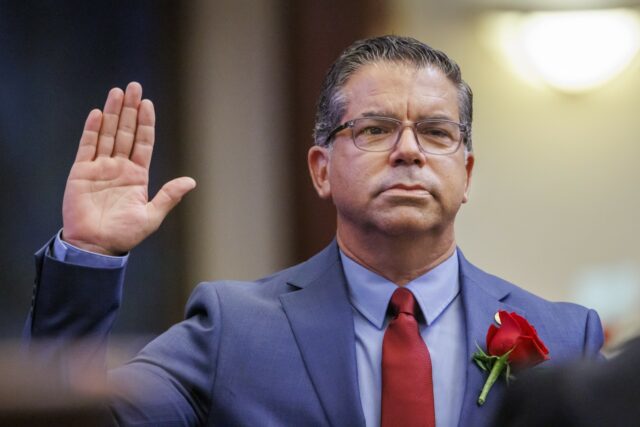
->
[351,117,462,154]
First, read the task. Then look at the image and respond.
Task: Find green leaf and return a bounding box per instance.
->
[474,358,488,371]
[474,343,489,358]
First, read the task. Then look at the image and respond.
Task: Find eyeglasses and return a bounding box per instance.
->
[325,116,468,155]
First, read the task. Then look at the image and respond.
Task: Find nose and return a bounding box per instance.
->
[388,125,427,167]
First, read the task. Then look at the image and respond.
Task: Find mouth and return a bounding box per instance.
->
[380,183,432,197]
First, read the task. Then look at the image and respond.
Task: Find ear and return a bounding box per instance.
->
[462,151,474,203]
[308,145,332,199]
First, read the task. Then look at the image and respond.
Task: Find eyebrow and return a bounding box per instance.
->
[417,113,457,122]
[358,111,457,122]
[361,110,398,119]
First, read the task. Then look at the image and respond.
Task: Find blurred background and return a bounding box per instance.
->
[1,0,639,351]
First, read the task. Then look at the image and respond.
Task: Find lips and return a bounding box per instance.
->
[388,183,427,191]
[380,182,432,197]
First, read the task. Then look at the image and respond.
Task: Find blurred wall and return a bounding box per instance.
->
[180,0,387,287]
[0,0,188,337]
[385,1,640,341]
[180,0,290,287]
[4,0,639,344]
[0,0,385,338]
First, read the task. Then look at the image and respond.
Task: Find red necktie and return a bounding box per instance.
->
[381,287,435,427]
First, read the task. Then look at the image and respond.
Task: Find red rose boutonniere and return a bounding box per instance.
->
[472,310,550,405]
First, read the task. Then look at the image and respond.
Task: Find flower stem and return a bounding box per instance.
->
[477,354,509,405]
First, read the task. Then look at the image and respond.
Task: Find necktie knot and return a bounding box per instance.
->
[389,287,418,317]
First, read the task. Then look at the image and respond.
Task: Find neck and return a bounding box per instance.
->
[336,224,457,286]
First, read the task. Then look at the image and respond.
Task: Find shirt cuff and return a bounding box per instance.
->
[51,229,129,268]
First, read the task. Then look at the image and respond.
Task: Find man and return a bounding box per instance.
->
[26,36,603,426]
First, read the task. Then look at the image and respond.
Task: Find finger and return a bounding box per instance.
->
[75,109,103,162]
[113,82,143,158]
[130,99,155,169]
[147,177,197,230]
[96,87,124,157]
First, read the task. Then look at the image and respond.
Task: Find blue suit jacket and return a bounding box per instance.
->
[27,239,603,426]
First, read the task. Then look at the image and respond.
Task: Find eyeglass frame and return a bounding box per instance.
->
[324,115,469,155]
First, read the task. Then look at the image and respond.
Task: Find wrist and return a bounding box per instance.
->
[60,231,125,257]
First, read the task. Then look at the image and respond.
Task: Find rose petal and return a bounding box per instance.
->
[486,324,499,348]
[487,311,523,356]
[510,312,550,355]
[509,336,550,370]
[512,312,535,335]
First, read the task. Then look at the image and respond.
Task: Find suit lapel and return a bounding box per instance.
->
[280,242,365,427]
[457,251,520,427]
[279,245,526,427]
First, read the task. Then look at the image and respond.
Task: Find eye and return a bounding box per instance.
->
[354,119,397,138]
[360,126,388,136]
[425,128,451,138]
[417,122,457,141]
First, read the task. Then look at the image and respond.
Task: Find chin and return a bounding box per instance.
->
[337,203,453,239]
[372,212,442,237]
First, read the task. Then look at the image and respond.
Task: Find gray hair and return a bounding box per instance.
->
[313,35,473,151]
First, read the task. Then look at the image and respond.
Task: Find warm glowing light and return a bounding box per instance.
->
[483,9,640,92]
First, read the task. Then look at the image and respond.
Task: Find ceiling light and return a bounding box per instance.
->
[484,9,640,93]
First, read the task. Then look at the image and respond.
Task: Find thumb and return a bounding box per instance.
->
[147,176,197,230]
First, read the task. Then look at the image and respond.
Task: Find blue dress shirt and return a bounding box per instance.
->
[51,230,127,268]
[340,250,466,427]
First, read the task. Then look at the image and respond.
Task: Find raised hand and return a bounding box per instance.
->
[62,82,196,255]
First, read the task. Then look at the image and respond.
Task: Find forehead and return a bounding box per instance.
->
[340,61,460,121]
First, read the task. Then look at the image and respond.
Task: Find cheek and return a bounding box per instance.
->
[330,166,367,200]
[329,154,381,196]
[431,160,469,200]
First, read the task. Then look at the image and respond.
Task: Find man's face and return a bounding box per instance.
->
[308,61,474,240]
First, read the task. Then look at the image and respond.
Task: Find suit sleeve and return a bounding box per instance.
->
[25,238,219,426]
[106,284,221,426]
[26,238,125,343]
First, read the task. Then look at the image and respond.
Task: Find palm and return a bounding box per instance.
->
[65,157,151,253]
[62,83,195,255]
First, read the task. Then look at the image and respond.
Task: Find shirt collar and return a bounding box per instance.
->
[340,249,460,329]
